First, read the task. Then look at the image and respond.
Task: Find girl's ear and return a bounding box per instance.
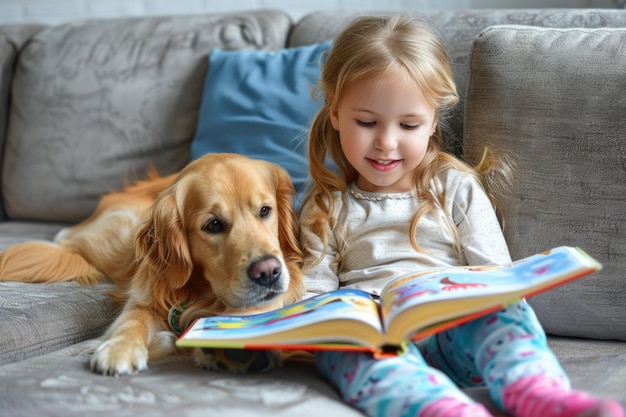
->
[328,93,340,131]
[330,108,340,131]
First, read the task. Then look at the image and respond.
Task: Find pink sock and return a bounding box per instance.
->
[502,375,624,417]
[420,397,493,417]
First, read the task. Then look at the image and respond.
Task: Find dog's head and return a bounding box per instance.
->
[133,153,304,320]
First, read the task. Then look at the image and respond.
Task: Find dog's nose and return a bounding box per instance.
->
[248,256,282,286]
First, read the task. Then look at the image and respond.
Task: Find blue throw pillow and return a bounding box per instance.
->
[191,41,331,199]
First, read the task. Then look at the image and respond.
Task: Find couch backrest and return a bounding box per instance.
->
[3,8,626,224]
[0,11,292,223]
[463,25,626,341]
[288,9,626,155]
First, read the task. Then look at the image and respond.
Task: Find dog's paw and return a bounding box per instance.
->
[193,348,281,373]
[89,336,149,376]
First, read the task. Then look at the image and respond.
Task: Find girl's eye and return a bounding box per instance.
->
[356,120,376,127]
[401,123,420,130]
[259,206,272,218]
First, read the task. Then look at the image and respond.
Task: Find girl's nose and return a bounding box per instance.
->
[374,129,397,152]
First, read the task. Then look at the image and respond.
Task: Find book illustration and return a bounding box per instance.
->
[185,289,380,341]
[380,249,580,321]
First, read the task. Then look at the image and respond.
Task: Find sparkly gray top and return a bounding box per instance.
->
[299,167,512,297]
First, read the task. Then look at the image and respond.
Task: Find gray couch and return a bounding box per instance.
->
[1,8,625,417]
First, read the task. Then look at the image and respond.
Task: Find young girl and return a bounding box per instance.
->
[298,15,624,417]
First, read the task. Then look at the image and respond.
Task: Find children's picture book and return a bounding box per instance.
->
[176,246,601,357]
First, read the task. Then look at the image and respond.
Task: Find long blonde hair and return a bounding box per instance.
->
[302,15,512,259]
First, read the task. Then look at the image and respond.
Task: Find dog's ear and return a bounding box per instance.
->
[272,165,304,298]
[135,188,193,293]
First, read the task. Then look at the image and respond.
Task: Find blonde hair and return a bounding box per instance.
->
[302,15,513,259]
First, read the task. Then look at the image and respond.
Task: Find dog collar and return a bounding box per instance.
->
[168,303,187,335]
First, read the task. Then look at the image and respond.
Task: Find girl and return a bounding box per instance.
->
[298,15,624,417]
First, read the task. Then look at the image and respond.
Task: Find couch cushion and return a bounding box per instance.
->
[0,337,623,415]
[0,340,366,417]
[0,281,117,365]
[0,220,68,252]
[464,26,626,341]
[0,220,118,365]
[2,11,292,223]
[191,41,331,200]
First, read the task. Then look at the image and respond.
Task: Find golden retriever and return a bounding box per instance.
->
[0,153,305,375]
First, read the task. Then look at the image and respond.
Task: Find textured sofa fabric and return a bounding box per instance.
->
[0,8,625,417]
[0,337,623,417]
[0,281,116,365]
[2,11,291,223]
[464,25,626,341]
[0,221,120,365]
[0,340,365,417]
[0,24,46,222]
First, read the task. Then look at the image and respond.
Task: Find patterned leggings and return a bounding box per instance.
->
[315,301,569,417]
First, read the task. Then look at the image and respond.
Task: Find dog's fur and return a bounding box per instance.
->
[0,153,305,375]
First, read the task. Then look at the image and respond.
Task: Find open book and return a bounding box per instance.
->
[176,246,601,357]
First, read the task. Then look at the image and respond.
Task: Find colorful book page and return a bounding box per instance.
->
[180,289,382,342]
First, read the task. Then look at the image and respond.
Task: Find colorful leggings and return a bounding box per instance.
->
[315,301,569,417]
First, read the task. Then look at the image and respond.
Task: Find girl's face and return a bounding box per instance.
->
[330,73,437,193]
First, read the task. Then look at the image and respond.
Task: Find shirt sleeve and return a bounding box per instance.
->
[448,173,512,266]
[298,197,341,297]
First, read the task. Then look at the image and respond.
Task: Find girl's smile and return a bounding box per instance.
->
[367,158,402,171]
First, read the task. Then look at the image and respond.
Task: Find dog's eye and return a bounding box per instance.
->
[203,218,224,233]
[259,206,272,218]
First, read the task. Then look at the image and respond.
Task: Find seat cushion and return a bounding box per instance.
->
[0,340,366,417]
[0,281,117,365]
[0,221,118,364]
[0,336,623,415]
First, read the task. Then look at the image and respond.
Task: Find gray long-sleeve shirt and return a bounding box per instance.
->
[299,167,512,297]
